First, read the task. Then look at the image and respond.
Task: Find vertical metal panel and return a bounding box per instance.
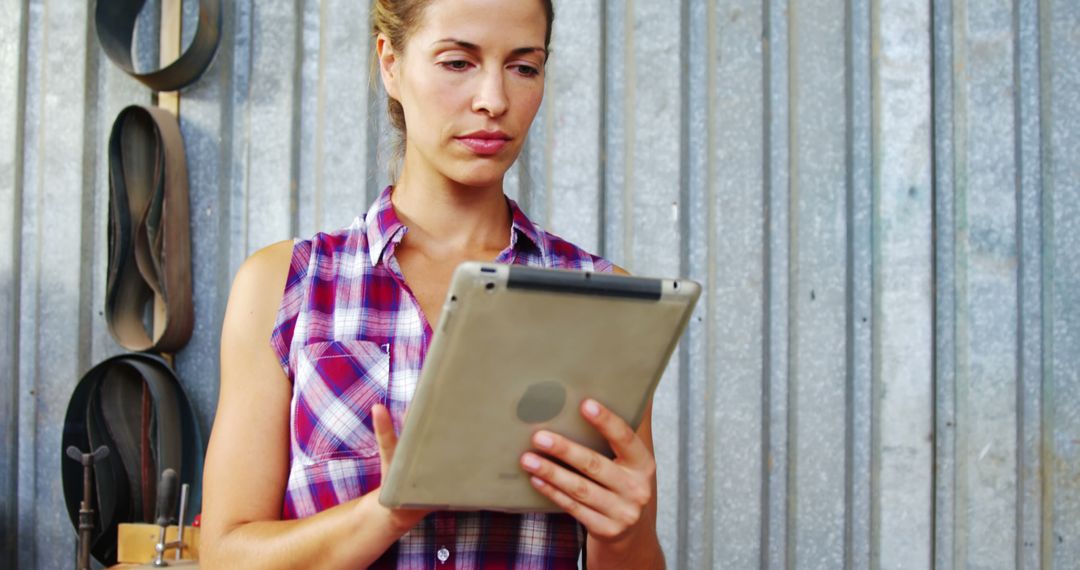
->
[872,0,934,568]
[15,3,46,566]
[16,1,93,568]
[933,0,960,567]
[848,0,874,567]
[0,0,27,567]
[241,1,300,253]
[602,0,627,264]
[297,0,374,239]
[952,1,1022,567]
[173,0,243,439]
[603,0,688,564]
[4,1,1080,568]
[788,0,850,566]
[705,0,768,568]
[541,0,604,254]
[683,0,710,564]
[225,0,258,274]
[1016,0,1045,567]
[764,0,793,566]
[1046,1,1080,566]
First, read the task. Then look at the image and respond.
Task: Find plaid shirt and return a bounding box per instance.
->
[271,186,613,569]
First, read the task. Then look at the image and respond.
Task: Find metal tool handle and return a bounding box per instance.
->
[153,469,179,567]
[175,483,189,560]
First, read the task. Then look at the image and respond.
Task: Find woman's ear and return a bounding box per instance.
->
[376,34,401,100]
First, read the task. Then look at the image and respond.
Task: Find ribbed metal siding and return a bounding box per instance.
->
[2,1,1078,568]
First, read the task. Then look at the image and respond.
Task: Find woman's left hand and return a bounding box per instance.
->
[520,398,656,543]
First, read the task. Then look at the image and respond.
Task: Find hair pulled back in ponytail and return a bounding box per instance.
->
[371,0,554,147]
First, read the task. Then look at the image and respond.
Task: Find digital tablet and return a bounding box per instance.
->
[379,262,700,512]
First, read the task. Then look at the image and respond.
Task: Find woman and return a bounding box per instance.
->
[200,0,665,567]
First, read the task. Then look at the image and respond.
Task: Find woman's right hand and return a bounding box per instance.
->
[370,403,431,533]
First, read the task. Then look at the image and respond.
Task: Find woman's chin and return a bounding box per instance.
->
[445,162,515,190]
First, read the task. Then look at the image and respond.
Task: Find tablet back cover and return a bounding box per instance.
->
[380,263,699,511]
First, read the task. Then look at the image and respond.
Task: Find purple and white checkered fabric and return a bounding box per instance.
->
[270,186,613,569]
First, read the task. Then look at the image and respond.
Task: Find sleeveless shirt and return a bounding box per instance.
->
[270,186,614,569]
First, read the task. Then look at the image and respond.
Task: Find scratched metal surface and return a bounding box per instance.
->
[2,0,1078,568]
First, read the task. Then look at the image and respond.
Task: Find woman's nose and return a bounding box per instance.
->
[471,69,508,117]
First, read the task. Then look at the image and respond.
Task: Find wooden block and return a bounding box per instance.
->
[158,0,181,116]
[116,523,200,564]
[109,562,199,569]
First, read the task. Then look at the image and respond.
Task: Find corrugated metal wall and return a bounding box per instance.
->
[2,0,1078,568]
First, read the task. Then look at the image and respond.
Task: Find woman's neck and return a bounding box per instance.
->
[390,167,511,257]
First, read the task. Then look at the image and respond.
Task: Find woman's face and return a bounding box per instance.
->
[380,0,548,189]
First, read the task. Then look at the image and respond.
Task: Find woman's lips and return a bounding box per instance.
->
[456,132,510,156]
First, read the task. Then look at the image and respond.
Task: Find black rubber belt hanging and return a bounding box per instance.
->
[62,353,204,567]
[106,105,194,352]
[94,0,222,92]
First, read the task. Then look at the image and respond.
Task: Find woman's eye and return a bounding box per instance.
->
[441,60,471,71]
[513,64,540,77]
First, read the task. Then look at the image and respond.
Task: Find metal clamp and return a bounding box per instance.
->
[65,445,111,570]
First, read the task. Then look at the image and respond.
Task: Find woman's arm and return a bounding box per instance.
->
[199,241,426,570]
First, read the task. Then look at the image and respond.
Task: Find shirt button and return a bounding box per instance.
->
[437,546,450,563]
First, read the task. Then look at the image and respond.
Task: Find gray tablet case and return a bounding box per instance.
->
[379,262,700,512]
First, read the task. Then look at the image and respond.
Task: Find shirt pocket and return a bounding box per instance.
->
[284,455,383,518]
[292,340,389,461]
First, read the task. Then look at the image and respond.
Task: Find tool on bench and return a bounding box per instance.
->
[149,468,196,567]
[62,353,204,567]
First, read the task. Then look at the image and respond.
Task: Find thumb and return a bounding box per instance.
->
[372,403,398,477]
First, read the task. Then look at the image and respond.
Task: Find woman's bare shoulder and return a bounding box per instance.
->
[236,240,295,286]
[223,240,297,339]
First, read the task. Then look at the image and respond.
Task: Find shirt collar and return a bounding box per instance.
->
[365,186,543,267]
[506,196,543,256]
[365,185,407,268]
